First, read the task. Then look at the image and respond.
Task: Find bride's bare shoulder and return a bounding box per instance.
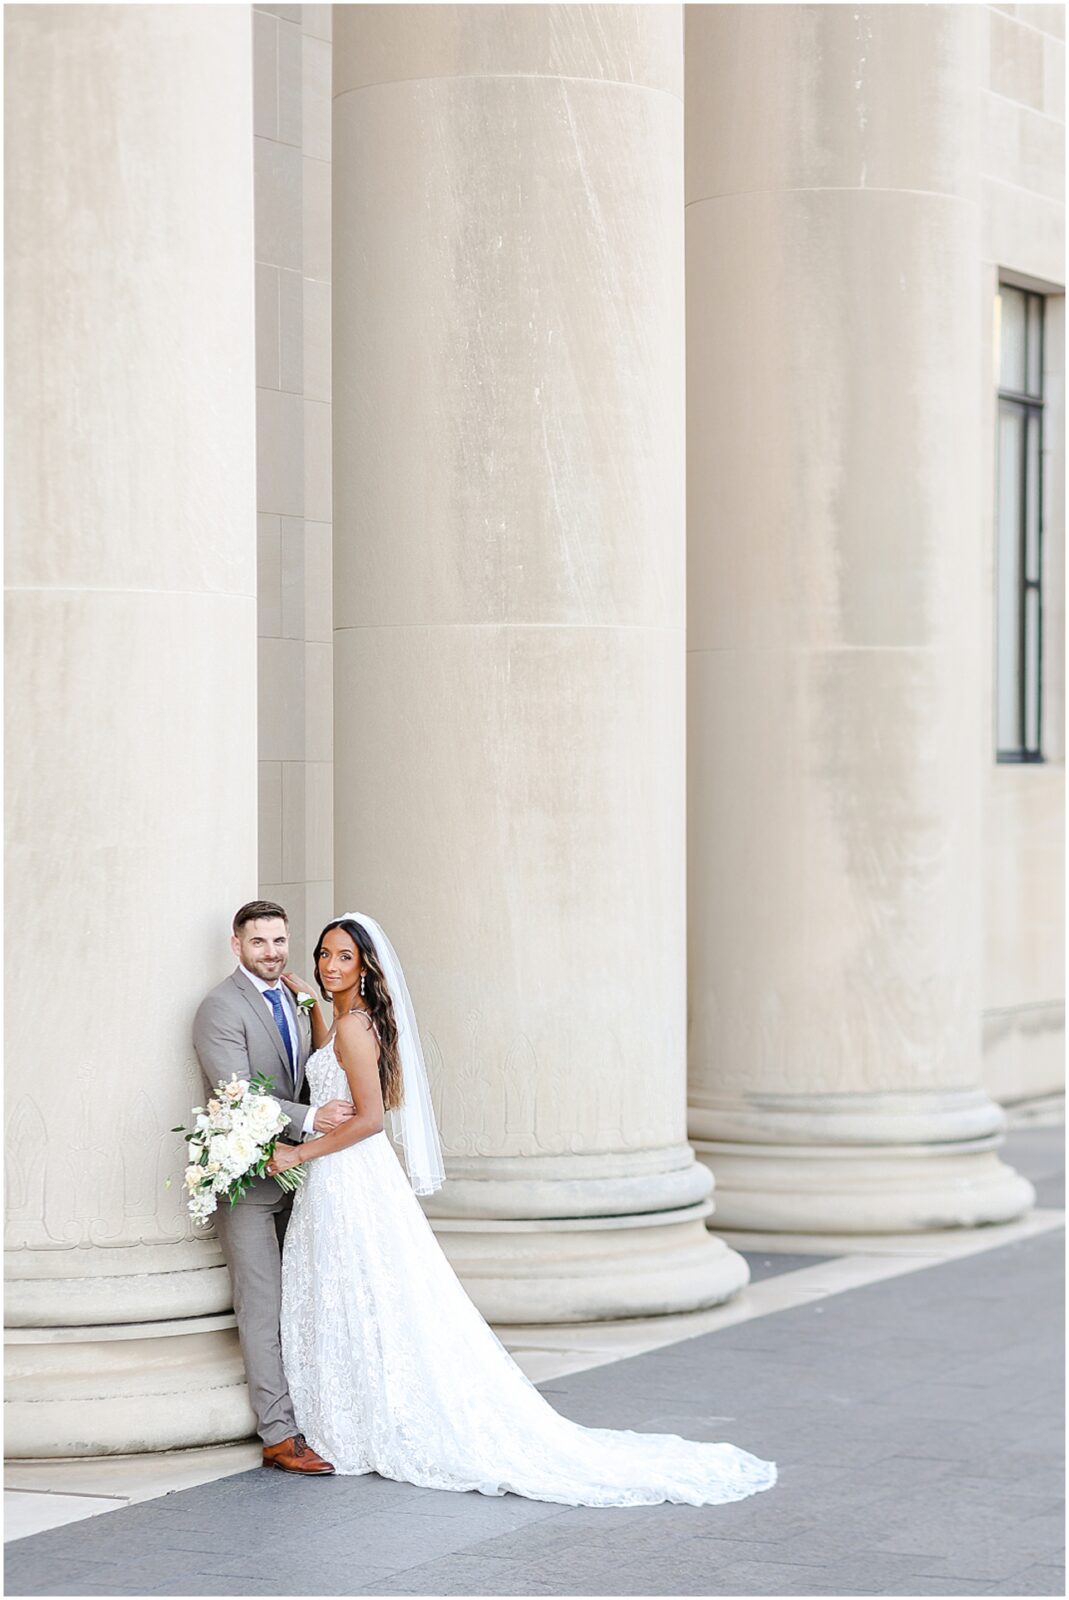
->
[335,1010,378,1048]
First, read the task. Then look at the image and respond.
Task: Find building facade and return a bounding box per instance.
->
[6,2,1064,1457]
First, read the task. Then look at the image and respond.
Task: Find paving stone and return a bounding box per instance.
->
[677,1557,883,1596]
[7,1514,216,1565]
[1031,1174,1065,1207]
[352,1550,577,1596]
[855,1454,962,1490]
[85,1547,261,1586]
[396,1538,792,1597]
[1015,1507,1066,1539]
[1003,1127,1065,1192]
[25,1580,154,1593]
[317,1504,538,1571]
[876,1374,1052,1420]
[461,1512,750,1567]
[993,1563,1068,1596]
[192,1554,404,1591]
[145,1581,303,1597]
[864,1530,1058,1584]
[656,1537,983,1586]
[1,1553,127,1588]
[740,1252,838,1283]
[872,1580,999,1595]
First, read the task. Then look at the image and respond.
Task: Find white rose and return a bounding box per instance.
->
[183,1165,202,1192]
[208,1135,230,1168]
[226,1129,256,1171]
[194,1113,210,1132]
[247,1096,280,1137]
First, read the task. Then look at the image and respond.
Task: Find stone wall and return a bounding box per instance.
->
[979,2,1066,1103]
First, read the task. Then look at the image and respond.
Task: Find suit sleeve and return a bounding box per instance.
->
[193,995,307,1141]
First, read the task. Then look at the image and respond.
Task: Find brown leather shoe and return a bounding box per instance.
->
[262,1433,335,1474]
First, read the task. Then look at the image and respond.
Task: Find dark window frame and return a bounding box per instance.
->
[995,286,1045,764]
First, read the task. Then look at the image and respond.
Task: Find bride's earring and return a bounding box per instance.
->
[359,972,366,997]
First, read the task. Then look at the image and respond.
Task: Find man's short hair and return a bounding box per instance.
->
[233,900,289,935]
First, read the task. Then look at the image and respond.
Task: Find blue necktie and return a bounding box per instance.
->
[265,987,296,1080]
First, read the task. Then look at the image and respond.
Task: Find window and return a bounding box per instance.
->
[995,284,1045,761]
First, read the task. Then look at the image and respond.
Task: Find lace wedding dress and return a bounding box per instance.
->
[279,1036,777,1508]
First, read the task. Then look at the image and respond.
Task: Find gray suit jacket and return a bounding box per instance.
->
[192,967,313,1207]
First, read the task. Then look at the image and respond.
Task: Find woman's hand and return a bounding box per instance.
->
[266,1141,304,1177]
[282,971,329,1047]
[281,972,317,1001]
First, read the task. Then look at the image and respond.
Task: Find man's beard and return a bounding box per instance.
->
[246,954,286,981]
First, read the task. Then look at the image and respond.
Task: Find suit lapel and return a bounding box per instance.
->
[230,968,293,1093]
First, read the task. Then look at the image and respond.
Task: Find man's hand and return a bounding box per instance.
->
[313,1100,357,1133]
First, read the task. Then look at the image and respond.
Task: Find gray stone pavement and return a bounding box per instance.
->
[5,1126,1063,1599]
[1005,1122,1064,1210]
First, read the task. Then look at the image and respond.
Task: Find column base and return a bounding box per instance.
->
[690,1089,1037,1233]
[421,1142,716,1221]
[434,1206,750,1322]
[425,1142,751,1321]
[5,1263,232,1328]
[4,1317,254,1458]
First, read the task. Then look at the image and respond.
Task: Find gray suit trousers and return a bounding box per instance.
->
[193,966,312,1445]
[213,1186,297,1447]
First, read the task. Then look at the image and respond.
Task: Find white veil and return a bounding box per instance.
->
[338,912,446,1196]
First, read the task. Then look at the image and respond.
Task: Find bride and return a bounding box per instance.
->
[268,912,777,1509]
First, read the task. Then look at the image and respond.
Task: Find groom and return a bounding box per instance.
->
[193,899,354,1474]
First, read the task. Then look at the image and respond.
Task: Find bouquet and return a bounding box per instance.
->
[173,1072,305,1226]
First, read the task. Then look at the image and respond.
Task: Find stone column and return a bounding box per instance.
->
[332,3,747,1320]
[685,3,1035,1232]
[253,3,335,967]
[5,4,259,1453]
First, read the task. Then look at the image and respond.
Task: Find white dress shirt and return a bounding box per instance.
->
[239,964,317,1139]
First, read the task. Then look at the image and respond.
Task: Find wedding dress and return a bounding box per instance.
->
[279,1033,777,1509]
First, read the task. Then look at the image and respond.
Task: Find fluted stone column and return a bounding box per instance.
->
[5,4,258,1453]
[685,4,1035,1233]
[333,3,747,1320]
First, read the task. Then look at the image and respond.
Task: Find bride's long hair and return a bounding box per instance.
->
[313,918,404,1112]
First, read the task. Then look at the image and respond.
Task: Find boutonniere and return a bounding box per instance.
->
[296,992,316,1014]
